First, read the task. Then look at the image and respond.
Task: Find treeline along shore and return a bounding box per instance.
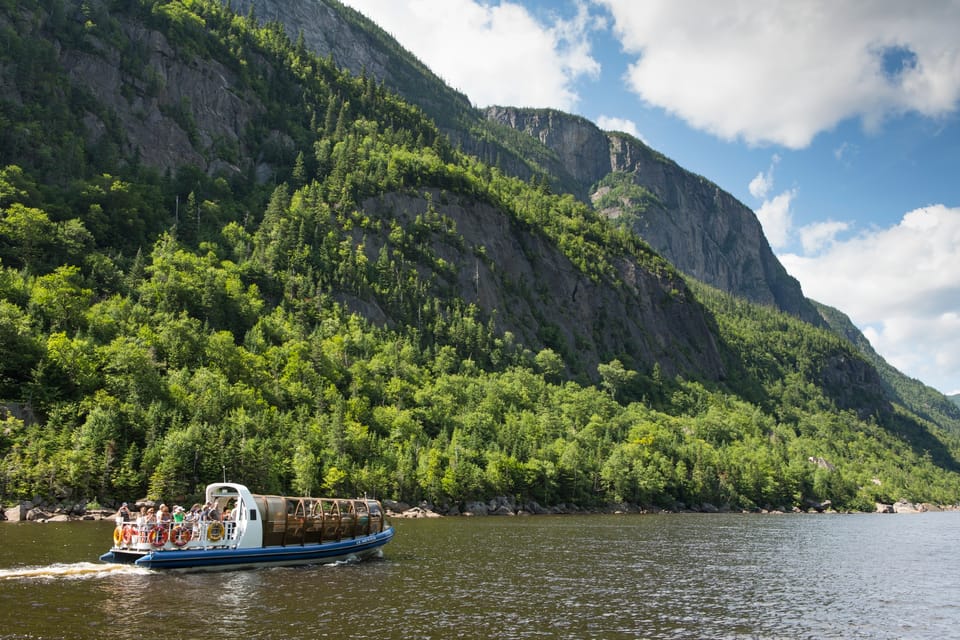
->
[3,495,956,523]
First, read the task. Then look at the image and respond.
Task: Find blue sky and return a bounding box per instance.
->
[340,0,960,395]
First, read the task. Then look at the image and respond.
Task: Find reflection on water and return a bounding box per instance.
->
[0,513,958,639]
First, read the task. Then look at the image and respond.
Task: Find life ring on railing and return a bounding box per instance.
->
[121,525,133,544]
[113,526,123,546]
[207,521,225,542]
[148,526,169,548]
[171,525,192,547]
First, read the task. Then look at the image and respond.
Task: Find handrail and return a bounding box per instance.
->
[113,519,238,549]
[114,497,386,550]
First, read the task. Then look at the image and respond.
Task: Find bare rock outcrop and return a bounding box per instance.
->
[484,107,823,326]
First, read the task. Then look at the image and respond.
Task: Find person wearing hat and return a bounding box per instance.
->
[172,506,185,524]
[116,502,131,522]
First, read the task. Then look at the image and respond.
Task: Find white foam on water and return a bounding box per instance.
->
[0,562,151,581]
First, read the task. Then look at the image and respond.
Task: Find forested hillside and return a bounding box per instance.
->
[1,0,959,511]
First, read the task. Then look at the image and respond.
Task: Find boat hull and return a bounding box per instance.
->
[100,527,394,571]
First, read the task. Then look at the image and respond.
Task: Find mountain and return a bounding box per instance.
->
[1,0,959,510]
[814,301,960,432]
[224,0,572,191]
[227,0,820,327]
[483,107,823,325]
[234,0,957,428]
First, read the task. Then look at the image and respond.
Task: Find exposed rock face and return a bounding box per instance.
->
[484,107,823,325]
[483,107,611,199]
[223,0,819,325]
[219,1,578,192]
[62,23,263,179]
[359,191,728,382]
[3,7,272,181]
[224,0,475,127]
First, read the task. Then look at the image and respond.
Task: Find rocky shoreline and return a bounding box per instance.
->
[3,495,956,523]
[382,496,958,518]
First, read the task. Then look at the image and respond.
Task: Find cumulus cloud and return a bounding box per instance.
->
[748,154,780,199]
[780,205,960,394]
[748,155,797,250]
[754,189,796,250]
[340,0,602,110]
[599,1,960,147]
[798,220,850,255]
[596,115,642,139]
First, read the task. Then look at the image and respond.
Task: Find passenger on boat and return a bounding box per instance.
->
[117,502,131,522]
[172,506,185,523]
[202,502,220,521]
[157,504,172,524]
[185,503,200,523]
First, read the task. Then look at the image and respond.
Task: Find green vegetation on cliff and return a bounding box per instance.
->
[1,0,958,511]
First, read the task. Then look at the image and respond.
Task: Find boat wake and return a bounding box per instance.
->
[0,562,151,581]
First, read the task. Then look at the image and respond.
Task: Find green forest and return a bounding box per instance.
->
[2,0,960,512]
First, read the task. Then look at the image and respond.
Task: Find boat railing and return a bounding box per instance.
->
[112,519,239,550]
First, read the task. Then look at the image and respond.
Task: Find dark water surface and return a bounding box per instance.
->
[1,511,957,639]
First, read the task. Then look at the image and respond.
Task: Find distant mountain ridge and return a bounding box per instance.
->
[230,0,819,323]
[483,106,823,325]
[3,0,960,510]
[220,0,958,431]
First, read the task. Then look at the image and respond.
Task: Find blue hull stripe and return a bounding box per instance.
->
[100,528,394,570]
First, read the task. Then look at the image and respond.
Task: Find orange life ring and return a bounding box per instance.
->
[121,525,133,544]
[171,525,192,547]
[148,526,169,548]
[206,521,224,542]
[113,526,123,546]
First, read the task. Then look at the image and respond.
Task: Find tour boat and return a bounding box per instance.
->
[99,482,394,571]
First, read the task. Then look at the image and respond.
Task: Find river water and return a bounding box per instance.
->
[0,511,957,639]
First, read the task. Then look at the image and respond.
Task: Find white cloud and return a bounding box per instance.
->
[781,205,960,394]
[754,189,795,249]
[596,115,641,139]
[748,171,772,201]
[599,1,960,148]
[833,141,858,164]
[747,155,795,249]
[340,0,602,110]
[798,220,850,255]
[748,154,780,199]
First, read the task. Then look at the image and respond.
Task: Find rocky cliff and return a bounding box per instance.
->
[4,0,728,383]
[483,107,823,326]
[224,0,474,134]
[222,0,823,327]
[356,190,727,382]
